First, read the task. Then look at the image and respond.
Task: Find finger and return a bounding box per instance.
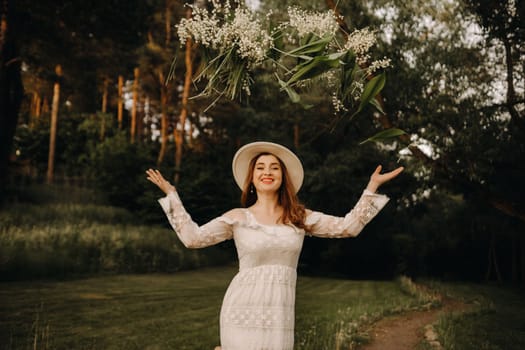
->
[146,177,157,185]
[392,166,404,176]
[146,169,157,179]
[385,167,404,179]
[154,170,164,181]
[374,165,382,175]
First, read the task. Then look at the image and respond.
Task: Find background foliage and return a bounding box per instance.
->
[1,0,524,283]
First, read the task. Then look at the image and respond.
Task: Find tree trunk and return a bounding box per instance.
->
[30,91,40,128]
[157,71,168,166]
[174,7,193,184]
[137,95,144,142]
[157,1,173,165]
[100,77,108,141]
[0,2,24,190]
[101,77,108,113]
[35,93,41,118]
[42,97,49,115]
[30,91,37,116]
[117,75,123,129]
[100,113,106,141]
[131,68,139,143]
[46,65,62,184]
[165,0,172,47]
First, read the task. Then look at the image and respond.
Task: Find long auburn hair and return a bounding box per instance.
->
[240,152,306,229]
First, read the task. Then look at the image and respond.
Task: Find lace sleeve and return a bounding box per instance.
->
[158,191,234,248]
[305,190,389,238]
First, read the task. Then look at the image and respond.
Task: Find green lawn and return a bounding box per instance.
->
[2,189,524,350]
[1,267,433,350]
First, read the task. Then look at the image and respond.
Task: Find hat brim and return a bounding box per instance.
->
[232,141,304,194]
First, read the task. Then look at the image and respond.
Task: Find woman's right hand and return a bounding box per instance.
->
[146,169,176,195]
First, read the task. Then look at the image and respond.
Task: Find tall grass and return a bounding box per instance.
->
[0,187,233,280]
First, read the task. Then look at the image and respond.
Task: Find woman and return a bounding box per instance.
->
[146,141,403,350]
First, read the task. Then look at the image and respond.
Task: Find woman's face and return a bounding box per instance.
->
[252,154,283,194]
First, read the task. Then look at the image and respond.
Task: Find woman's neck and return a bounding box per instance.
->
[250,193,283,225]
[252,192,281,213]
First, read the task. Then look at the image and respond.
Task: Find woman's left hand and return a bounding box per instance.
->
[146,169,176,195]
[366,165,404,193]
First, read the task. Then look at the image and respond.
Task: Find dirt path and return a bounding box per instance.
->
[358,298,468,350]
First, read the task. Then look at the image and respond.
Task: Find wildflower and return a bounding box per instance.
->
[367,57,392,74]
[344,27,377,64]
[177,2,273,68]
[173,1,391,117]
[287,7,339,38]
[332,92,349,114]
[219,7,274,67]
[351,81,364,101]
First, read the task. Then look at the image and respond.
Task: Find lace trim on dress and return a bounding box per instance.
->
[222,305,295,330]
[235,265,296,286]
[243,209,302,235]
[159,191,235,248]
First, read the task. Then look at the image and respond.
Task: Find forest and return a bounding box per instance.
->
[1,0,525,285]
[1,0,525,349]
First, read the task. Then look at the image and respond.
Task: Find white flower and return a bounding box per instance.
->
[176,5,219,47]
[217,7,273,66]
[332,92,349,113]
[351,81,364,101]
[367,57,392,74]
[344,27,377,63]
[176,2,273,68]
[287,7,339,38]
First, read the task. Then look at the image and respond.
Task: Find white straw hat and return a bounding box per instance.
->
[232,141,304,193]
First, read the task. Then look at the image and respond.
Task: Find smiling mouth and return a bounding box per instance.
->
[261,178,274,184]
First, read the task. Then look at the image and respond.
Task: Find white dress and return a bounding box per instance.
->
[158,190,389,350]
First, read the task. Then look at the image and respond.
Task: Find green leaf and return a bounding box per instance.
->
[359,128,407,145]
[357,73,386,114]
[299,32,315,46]
[368,97,385,114]
[277,76,301,103]
[286,52,344,85]
[285,35,332,57]
[166,52,178,85]
[269,29,284,61]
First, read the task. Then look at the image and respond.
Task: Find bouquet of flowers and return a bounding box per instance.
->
[176,0,394,122]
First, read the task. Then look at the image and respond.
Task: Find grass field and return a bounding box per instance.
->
[425,281,525,350]
[0,267,436,350]
[2,185,524,349]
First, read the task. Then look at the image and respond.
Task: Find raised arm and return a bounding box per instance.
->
[146,169,234,248]
[305,190,389,238]
[305,165,403,238]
